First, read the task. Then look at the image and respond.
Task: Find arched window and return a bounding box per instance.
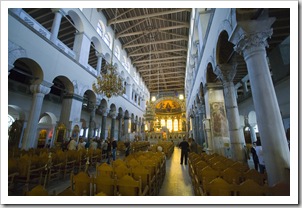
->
[104,33,110,47]
[114,46,120,60]
[96,22,103,38]
[8,115,15,129]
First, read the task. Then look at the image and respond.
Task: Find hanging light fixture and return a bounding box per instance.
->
[92,8,125,99]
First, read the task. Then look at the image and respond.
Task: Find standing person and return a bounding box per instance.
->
[106,139,112,164]
[89,138,98,150]
[124,139,130,157]
[190,138,198,153]
[255,140,265,174]
[67,138,77,151]
[111,138,117,161]
[77,138,85,151]
[101,139,108,160]
[250,142,259,171]
[178,137,190,165]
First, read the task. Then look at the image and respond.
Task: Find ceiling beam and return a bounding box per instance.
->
[133,56,186,64]
[135,60,186,67]
[129,48,186,57]
[148,87,184,91]
[141,72,185,79]
[149,81,185,86]
[116,19,146,38]
[108,8,191,25]
[108,9,134,25]
[151,17,190,26]
[118,24,190,38]
[125,38,187,49]
[145,75,185,80]
[139,65,185,72]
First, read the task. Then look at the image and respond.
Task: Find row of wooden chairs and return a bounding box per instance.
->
[188,152,289,196]
[149,141,174,158]
[201,177,290,196]
[8,148,104,195]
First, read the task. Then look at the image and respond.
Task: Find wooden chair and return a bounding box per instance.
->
[204,178,235,196]
[112,158,125,169]
[221,167,243,185]
[116,175,148,196]
[236,179,269,196]
[16,156,45,193]
[211,161,229,173]
[93,175,117,196]
[132,166,154,195]
[126,158,140,169]
[8,158,19,194]
[71,171,92,196]
[25,185,48,196]
[96,162,114,178]
[143,159,159,195]
[95,191,107,196]
[114,163,131,179]
[268,182,290,196]
[231,161,250,173]
[243,169,266,185]
[197,166,220,195]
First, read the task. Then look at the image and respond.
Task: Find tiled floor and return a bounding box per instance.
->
[159,147,194,196]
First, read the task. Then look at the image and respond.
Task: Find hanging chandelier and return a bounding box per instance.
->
[92,8,125,99]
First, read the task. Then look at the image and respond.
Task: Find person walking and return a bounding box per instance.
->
[106,139,112,164]
[178,137,190,165]
[111,138,117,161]
[255,140,265,174]
[250,142,259,171]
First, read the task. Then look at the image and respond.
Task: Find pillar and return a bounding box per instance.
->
[73,32,91,66]
[96,53,103,76]
[88,105,97,139]
[230,17,290,185]
[124,116,129,138]
[215,64,246,163]
[100,109,108,140]
[50,9,63,43]
[197,103,206,146]
[110,112,117,139]
[118,112,124,141]
[22,82,52,150]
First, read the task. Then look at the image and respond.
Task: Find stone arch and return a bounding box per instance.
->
[67,9,84,32]
[206,62,218,83]
[216,30,235,65]
[9,58,44,85]
[8,105,26,121]
[91,36,102,53]
[39,112,57,125]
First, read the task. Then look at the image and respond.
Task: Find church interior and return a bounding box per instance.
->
[3,3,297,205]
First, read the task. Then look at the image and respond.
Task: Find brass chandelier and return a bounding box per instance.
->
[92,8,125,99]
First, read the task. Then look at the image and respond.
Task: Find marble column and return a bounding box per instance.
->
[118,112,124,141]
[88,105,97,139]
[100,109,108,140]
[22,82,52,150]
[197,103,206,146]
[96,53,103,76]
[110,112,117,139]
[50,9,63,43]
[241,80,249,96]
[215,64,246,163]
[124,116,129,138]
[230,17,290,185]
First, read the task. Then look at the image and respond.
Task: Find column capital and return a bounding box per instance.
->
[230,18,275,56]
[102,108,109,117]
[110,111,117,119]
[215,63,237,83]
[30,82,53,95]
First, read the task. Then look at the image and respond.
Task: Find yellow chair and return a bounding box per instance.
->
[95,191,107,196]
[96,163,114,178]
[211,161,229,173]
[26,185,48,196]
[126,158,140,169]
[236,179,268,196]
[112,158,125,169]
[114,163,131,179]
[116,175,148,196]
[231,161,250,173]
[93,175,117,196]
[132,166,154,195]
[243,169,266,185]
[204,178,235,196]
[71,171,92,196]
[221,167,243,185]
[268,182,290,196]
[197,166,220,195]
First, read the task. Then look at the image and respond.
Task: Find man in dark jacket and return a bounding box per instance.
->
[178,138,190,165]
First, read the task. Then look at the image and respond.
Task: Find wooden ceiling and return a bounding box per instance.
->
[101,8,191,96]
[21,8,290,98]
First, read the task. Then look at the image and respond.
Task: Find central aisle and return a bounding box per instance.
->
[159,146,195,196]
